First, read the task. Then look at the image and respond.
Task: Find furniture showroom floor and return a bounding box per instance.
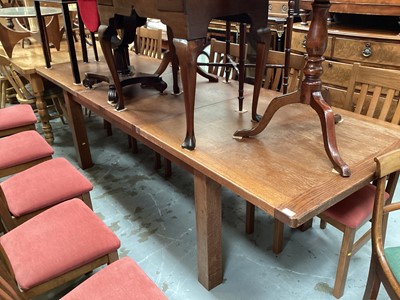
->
[38,114,397,300]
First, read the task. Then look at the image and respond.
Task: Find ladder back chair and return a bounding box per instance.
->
[207,37,248,82]
[246,62,400,298]
[262,50,305,93]
[136,26,163,59]
[344,62,400,125]
[363,149,400,300]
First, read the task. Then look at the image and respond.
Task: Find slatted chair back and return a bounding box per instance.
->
[345,62,400,125]
[263,50,306,93]
[136,27,163,59]
[208,38,247,80]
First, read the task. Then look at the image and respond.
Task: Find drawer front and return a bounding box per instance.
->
[292,30,333,58]
[321,60,353,89]
[333,37,400,67]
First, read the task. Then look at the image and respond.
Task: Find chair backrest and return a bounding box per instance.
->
[136,27,163,59]
[208,38,247,80]
[263,50,306,93]
[0,55,35,105]
[370,149,400,298]
[77,0,100,33]
[344,63,400,125]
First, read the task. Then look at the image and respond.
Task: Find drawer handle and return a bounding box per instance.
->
[362,43,372,58]
[302,36,307,48]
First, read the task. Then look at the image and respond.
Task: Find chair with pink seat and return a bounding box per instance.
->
[0,130,54,179]
[0,198,120,299]
[0,157,93,231]
[0,104,36,138]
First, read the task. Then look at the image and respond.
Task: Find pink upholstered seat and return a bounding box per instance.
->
[0,130,53,177]
[0,104,36,135]
[0,157,94,230]
[321,184,389,228]
[0,199,121,292]
[61,257,168,300]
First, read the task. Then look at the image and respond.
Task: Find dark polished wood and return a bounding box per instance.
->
[96,0,270,150]
[234,0,351,177]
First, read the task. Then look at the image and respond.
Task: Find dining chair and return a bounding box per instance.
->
[246,62,400,298]
[0,198,120,299]
[0,130,53,179]
[262,50,305,93]
[344,62,400,125]
[207,37,247,83]
[363,149,400,300]
[0,104,36,137]
[136,26,163,59]
[61,256,168,299]
[0,157,93,231]
[135,25,171,178]
[0,54,65,124]
[0,256,167,300]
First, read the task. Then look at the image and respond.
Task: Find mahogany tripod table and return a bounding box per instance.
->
[234,0,351,177]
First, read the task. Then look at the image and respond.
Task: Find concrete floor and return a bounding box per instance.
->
[39,114,397,300]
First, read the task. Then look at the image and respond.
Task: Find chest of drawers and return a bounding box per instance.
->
[291,21,400,108]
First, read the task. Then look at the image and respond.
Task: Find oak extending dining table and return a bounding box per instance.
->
[36,53,400,290]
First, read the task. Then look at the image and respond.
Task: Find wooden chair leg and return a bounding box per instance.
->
[273,219,284,254]
[333,227,356,298]
[320,219,327,229]
[245,201,255,234]
[154,152,161,169]
[164,158,172,178]
[298,218,313,231]
[81,193,93,210]
[363,257,381,300]
[128,136,138,153]
[103,120,112,136]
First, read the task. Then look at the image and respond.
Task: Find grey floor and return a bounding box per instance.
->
[38,113,398,300]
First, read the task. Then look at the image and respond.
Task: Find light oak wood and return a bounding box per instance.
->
[37,53,400,290]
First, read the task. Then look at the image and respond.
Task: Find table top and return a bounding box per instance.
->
[0,6,61,18]
[5,40,92,76]
[36,55,400,228]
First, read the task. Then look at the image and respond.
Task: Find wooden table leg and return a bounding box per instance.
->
[194,170,222,290]
[63,91,93,169]
[29,74,54,144]
[173,38,206,150]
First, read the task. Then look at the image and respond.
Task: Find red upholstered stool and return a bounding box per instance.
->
[0,157,94,231]
[0,130,53,178]
[0,104,37,137]
[0,199,121,298]
[61,257,168,300]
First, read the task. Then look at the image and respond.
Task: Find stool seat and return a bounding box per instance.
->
[1,157,93,218]
[61,257,168,300]
[0,199,121,291]
[0,130,53,177]
[0,104,36,137]
[0,104,36,130]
